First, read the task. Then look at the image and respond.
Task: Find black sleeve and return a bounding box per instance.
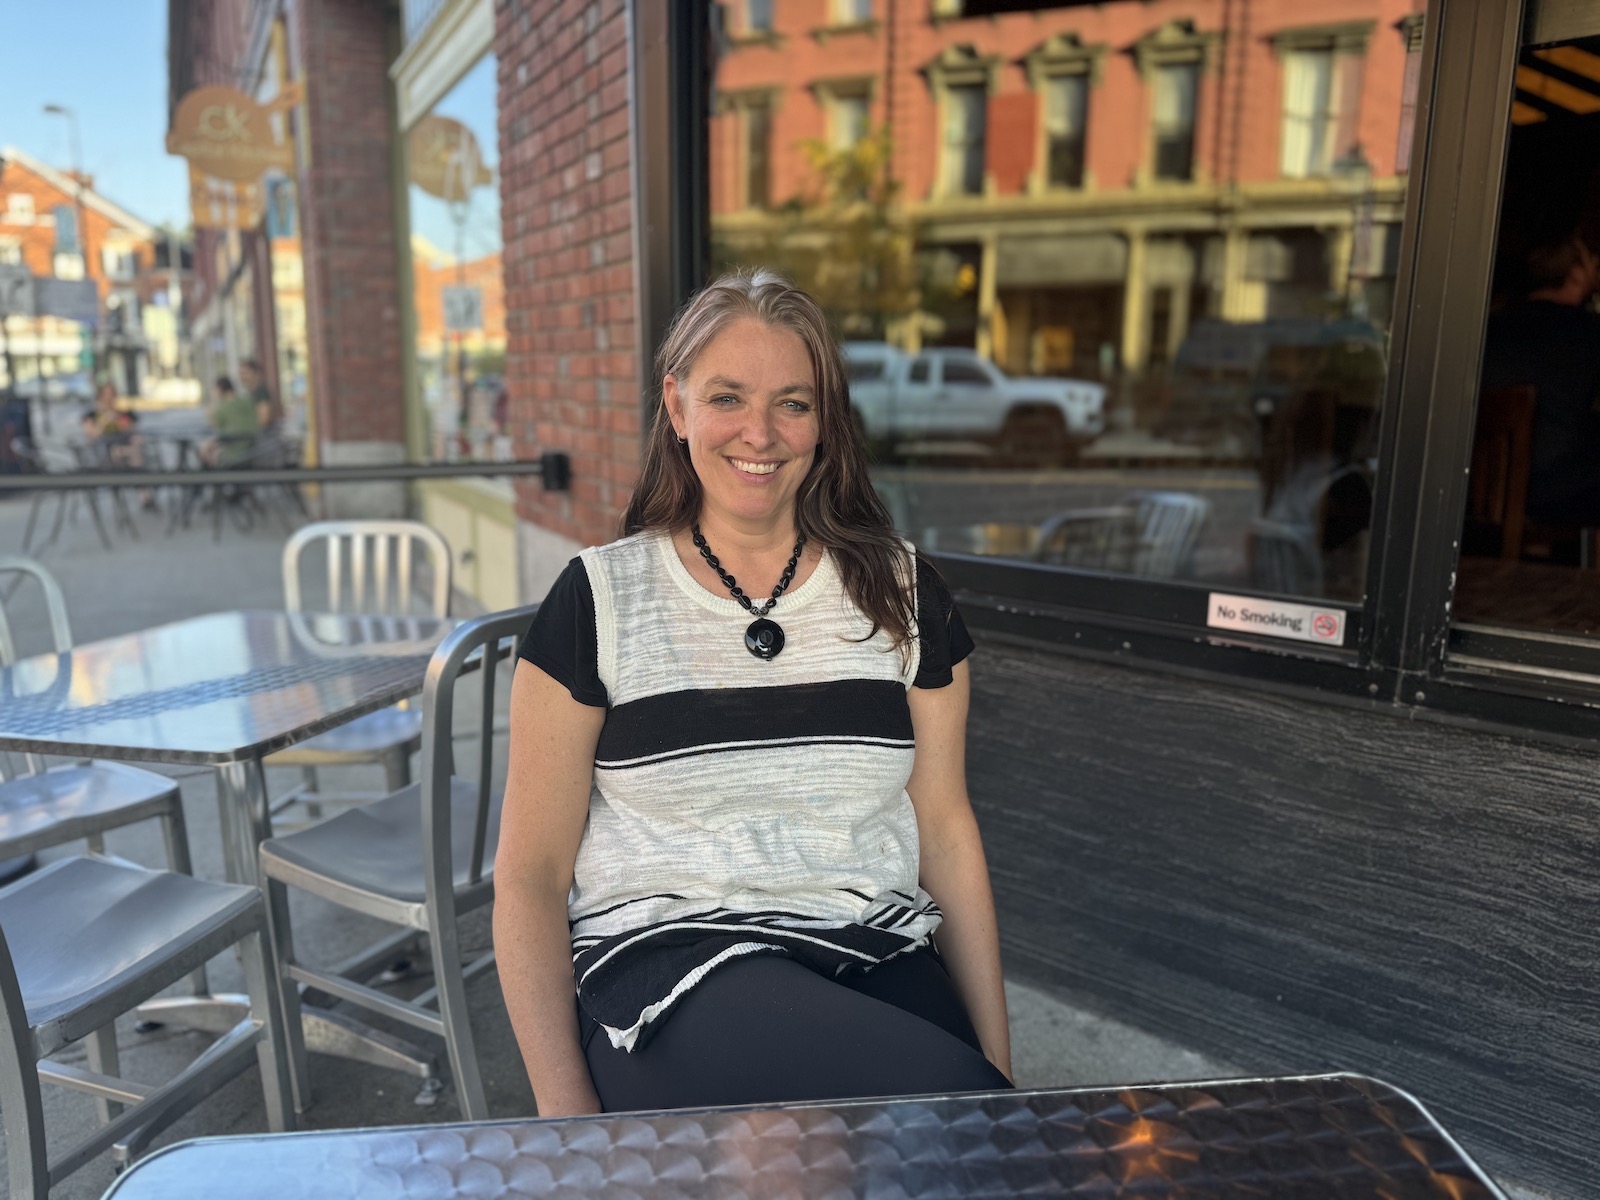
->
[912,555,975,689]
[517,557,609,708]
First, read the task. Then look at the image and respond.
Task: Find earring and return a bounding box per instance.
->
[677,436,687,445]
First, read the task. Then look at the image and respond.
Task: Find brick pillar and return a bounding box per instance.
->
[498,0,640,598]
[291,0,408,515]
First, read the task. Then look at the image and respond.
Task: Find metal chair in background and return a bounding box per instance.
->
[1034,491,1210,580]
[258,604,532,1119]
[0,856,294,1198]
[0,557,196,880]
[10,439,116,555]
[268,521,453,819]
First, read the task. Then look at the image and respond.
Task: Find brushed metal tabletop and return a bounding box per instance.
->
[102,1073,1506,1199]
[0,610,453,765]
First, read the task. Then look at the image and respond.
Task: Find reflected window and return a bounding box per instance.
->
[830,93,870,151]
[709,1,1417,603]
[833,0,872,25]
[1280,50,1338,178]
[746,0,773,35]
[1151,63,1198,182]
[1044,73,1087,188]
[942,85,987,196]
[744,101,773,208]
[1456,31,1600,637]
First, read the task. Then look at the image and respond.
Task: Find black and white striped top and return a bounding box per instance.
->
[518,529,974,1052]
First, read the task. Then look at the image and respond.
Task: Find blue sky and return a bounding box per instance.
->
[0,0,189,227]
[0,2,501,255]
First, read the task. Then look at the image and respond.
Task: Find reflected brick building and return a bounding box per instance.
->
[712,0,1424,382]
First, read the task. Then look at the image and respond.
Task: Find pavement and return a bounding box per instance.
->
[0,411,1543,1198]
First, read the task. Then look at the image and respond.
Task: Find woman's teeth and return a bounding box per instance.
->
[730,459,778,475]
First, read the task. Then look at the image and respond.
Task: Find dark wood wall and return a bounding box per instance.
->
[967,638,1599,1199]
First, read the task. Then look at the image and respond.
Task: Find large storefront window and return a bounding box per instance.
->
[1454,26,1600,639]
[709,0,1422,606]
[404,54,507,467]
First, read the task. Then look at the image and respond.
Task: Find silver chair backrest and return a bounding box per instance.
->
[0,557,74,782]
[418,605,539,913]
[0,916,48,1191]
[282,520,453,618]
[1129,492,1209,579]
[0,556,74,666]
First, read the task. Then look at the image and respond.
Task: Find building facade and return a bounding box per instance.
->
[0,146,171,397]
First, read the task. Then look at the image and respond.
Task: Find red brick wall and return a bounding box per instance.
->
[290,0,407,448]
[497,0,639,549]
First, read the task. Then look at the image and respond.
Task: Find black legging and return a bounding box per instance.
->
[582,947,1012,1113]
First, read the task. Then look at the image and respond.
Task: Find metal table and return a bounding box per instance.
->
[0,610,455,1093]
[101,1073,1506,1199]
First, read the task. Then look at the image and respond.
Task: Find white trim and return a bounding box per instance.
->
[391,0,496,131]
[0,146,156,238]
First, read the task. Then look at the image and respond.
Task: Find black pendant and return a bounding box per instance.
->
[745,618,785,660]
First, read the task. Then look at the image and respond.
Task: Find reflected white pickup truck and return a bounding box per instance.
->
[843,342,1105,461]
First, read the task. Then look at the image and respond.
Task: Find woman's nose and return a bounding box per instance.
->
[741,406,777,448]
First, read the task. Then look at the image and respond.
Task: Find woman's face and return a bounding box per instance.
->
[665,317,820,531]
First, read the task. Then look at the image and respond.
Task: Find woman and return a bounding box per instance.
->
[494,269,1011,1116]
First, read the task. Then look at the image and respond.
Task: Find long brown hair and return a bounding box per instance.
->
[622,268,915,652]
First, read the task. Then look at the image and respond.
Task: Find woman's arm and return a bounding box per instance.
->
[493,661,607,1116]
[905,659,1012,1080]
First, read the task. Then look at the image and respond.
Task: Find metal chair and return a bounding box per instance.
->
[267,521,453,818]
[1034,491,1209,580]
[258,604,531,1120]
[0,856,294,1198]
[0,557,196,879]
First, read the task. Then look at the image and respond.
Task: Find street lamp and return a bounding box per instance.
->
[43,103,98,384]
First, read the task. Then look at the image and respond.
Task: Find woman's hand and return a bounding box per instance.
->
[493,661,608,1116]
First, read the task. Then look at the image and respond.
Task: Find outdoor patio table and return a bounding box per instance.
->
[0,609,456,1089]
[99,1072,1506,1199]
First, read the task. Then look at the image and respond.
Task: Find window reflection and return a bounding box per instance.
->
[710,0,1421,601]
[1457,33,1600,636]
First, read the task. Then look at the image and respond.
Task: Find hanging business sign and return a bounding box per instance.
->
[166,85,296,182]
[442,285,484,332]
[33,278,100,325]
[407,116,494,202]
[187,166,263,231]
[1206,592,1347,647]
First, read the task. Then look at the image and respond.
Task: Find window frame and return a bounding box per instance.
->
[1132,19,1221,186]
[925,44,1000,200]
[1023,32,1105,194]
[653,0,1600,742]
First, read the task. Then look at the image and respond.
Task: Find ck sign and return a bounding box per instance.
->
[166,85,294,182]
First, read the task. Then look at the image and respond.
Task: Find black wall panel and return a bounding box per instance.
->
[967,640,1599,1198]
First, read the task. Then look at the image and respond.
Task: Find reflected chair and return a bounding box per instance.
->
[258,604,530,1119]
[0,557,196,880]
[0,856,294,1198]
[1466,385,1536,561]
[1034,491,1209,579]
[267,521,453,819]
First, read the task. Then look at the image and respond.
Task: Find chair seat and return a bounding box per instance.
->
[0,856,260,1048]
[260,778,500,906]
[0,762,179,849]
[268,705,423,762]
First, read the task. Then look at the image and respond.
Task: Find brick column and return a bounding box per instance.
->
[498,0,640,598]
[291,0,408,515]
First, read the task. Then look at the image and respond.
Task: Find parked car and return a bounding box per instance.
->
[1158,318,1385,457]
[843,342,1106,464]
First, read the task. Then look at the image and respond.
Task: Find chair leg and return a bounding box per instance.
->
[85,1024,123,1124]
[263,877,311,1115]
[300,766,321,820]
[238,924,297,1133]
[83,492,114,551]
[159,799,210,996]
[85,830,106,856]
[22,492,45,554]
[382,744,412,793]
[428,917,487,1120]
[0,988,49,1199]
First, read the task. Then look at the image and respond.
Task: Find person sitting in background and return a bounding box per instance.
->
[1480,228,1600,528]
[239,358,281,435]
[82,381,155,509]
[200,375,260,466]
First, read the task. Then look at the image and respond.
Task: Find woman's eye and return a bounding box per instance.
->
[782,400,813,414]
[708,394,739,406]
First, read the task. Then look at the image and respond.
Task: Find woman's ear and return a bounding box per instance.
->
[662,374,686,439]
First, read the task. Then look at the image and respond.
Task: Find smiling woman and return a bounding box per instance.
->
[492,269,1013,1117]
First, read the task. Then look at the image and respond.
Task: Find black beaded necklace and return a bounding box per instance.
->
[691,524,807,660]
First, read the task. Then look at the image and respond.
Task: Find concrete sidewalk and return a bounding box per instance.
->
[0,481,1268,1198]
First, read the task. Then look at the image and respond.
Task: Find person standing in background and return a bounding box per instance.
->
[239,359,281,435]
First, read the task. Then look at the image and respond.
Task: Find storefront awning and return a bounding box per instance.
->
[996,233,1127,287]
